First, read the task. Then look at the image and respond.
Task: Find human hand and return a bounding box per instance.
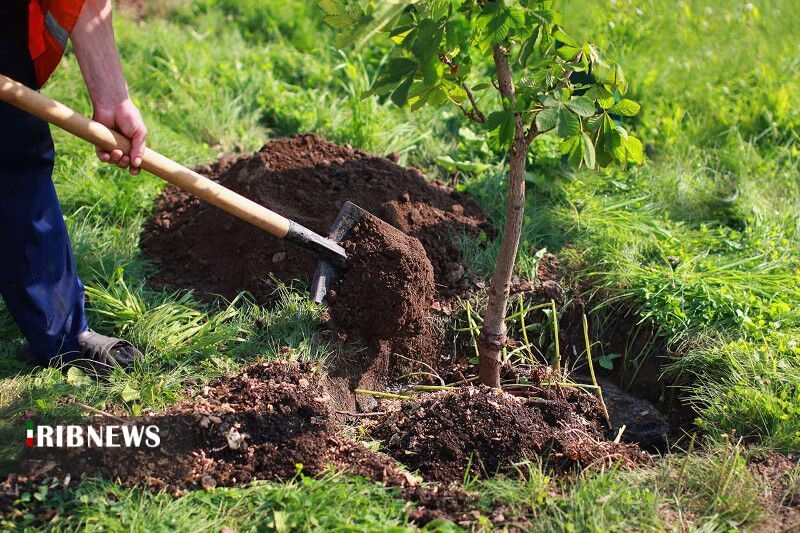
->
[92,99,147,175]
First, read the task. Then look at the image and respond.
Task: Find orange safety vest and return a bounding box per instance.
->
[27,0,86,86]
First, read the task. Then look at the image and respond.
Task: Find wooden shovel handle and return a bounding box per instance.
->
[0,74,291,239]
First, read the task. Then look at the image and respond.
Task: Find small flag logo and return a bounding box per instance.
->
[26,422,34,447]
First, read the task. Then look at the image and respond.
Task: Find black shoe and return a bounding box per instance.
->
[73,330,142,373]
[17,331,143,374]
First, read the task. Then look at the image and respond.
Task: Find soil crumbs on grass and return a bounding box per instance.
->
[13,361,413,495]
[371,384,650,483]
[141,134,489,303]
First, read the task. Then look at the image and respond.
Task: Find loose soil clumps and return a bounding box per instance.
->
[141,134,489,303]
[371,385,649,483]
[328,213,436,378]
[330,214,434,341]
[16,361,413,494]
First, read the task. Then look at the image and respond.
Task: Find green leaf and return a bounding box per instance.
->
[541,94,561,107]
[385,57,418,77]
[610,99,641,117]
[565,96,597,117]
[612,63,628,94]
[556,45,580,61]
[33,486,48,502]
[318,0,360,30]
[471,83,490,92]
[352,1,409,49]
[597,95,615,110]
[585,114,603,131]
[598,353,621,370]
[66,366,90,386]
[478,2,525,44]
[420,52,443,87]
[608,127,626,163]
[581,132,596,169]
[391,77,413,107]
[408,82,447,111]
[498,113,516,148]
[389,24,414,39]
[561,134,584,167]
[121,384,140,402]
[518,27,542,66]
[535,106,559,132]
[445,13,471,49]
[625,136,645,164]
[411,19,442,58]
[595,113,616,167]
[557,106,580,138]
[552,26,579,48]
[486,110,507,131]
[553,27,581,60]
[368,57,417,97]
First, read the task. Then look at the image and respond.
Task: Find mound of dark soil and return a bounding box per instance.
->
[15,361,413,495]
[141,134,489,303]
[371,385,649,483]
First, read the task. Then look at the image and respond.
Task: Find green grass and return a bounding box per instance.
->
[1,445,775,532]
[1,0,800,530]
[1,473,414,531]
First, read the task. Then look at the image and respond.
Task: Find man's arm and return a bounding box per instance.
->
[70,0,146,175]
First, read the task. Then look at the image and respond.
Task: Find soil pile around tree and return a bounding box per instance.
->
[141,134,489,303]
[14,361,413,495]
[370,385,650,483]
[4,362,653,528]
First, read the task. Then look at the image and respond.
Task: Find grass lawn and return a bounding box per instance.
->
[1,0,799,530]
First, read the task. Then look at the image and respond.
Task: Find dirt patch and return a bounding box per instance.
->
[14,361,413,495]
[749,452,800,531]
[141,134,489,304]
[499,252,690,444]
[2,361,654,528]
[370,381,649,483]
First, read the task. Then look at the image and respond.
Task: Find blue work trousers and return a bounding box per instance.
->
[1,1,88,363]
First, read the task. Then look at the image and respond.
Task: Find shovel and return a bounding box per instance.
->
[0,74,363,303]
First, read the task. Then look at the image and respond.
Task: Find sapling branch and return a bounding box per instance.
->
[525,124,540,145]
[463,83,486,123]
[439,54,486,123]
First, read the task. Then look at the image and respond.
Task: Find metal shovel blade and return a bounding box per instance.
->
[309,201,368,303]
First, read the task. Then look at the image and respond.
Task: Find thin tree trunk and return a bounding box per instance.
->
[478,46,529,388]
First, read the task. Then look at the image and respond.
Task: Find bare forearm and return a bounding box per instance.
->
[70,0,128,107]
[69,0,147,174]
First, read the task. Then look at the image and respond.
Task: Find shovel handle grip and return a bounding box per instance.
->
[0,74,291,239]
